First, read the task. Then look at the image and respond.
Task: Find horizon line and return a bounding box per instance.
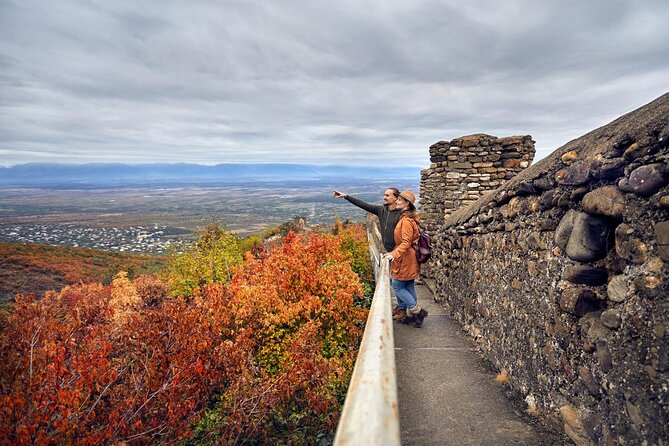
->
[0,161,426,169]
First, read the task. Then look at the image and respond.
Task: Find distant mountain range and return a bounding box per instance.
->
[0,163,421,186]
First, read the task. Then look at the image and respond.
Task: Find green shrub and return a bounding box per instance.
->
[167,224,243,297]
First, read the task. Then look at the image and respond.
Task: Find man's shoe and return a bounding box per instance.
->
[392,306,400,316]
[392,309,406,321]
[412,309,428,327]
[399,314,415,324]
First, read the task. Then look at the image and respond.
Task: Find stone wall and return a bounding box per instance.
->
[424,93,669,445]
[419,134,535,236]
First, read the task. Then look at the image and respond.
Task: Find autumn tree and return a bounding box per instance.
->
[167,223,243,297]
[187,230,367,444]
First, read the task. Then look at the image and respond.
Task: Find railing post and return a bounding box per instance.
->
[334,219,400,445]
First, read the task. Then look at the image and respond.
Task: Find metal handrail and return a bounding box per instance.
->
[333,221,401,446]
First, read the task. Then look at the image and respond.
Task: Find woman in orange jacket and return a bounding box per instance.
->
[382,190,428,327]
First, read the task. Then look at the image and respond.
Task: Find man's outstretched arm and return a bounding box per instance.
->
[332,190,382,216]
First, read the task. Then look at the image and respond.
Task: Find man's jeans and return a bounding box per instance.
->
[391,278,417,310]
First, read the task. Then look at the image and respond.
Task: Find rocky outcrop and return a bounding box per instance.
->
[423,93,669,445]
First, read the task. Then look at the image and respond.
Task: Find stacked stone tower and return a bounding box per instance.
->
[419,134,535,235]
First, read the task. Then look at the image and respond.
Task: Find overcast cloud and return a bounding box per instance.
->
[1,0,668,167]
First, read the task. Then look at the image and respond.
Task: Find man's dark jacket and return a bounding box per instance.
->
[345,195,401,252]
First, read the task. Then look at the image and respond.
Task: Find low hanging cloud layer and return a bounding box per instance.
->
[1,0,668,167]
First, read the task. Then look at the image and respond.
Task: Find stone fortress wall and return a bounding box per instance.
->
[419,93,669,445]
[420,134,535,235]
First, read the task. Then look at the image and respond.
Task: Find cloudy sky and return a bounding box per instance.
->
[1,0,668,167]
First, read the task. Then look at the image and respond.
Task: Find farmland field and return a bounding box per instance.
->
[0,179,419,251]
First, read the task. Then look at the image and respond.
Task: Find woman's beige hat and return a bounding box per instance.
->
[399,190,416,205]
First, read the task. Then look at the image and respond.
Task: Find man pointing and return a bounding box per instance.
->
[332,188,402,253]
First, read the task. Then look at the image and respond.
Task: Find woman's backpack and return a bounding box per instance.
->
[413,225,432,264]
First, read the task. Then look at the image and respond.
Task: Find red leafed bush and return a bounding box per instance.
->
[191,231,367,444]
[0,285,116,445]
[0,228,369,445]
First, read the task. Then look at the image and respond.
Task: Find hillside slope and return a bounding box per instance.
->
[0,242,166,301]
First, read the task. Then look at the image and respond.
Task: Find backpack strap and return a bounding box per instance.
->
[408,218,420,246]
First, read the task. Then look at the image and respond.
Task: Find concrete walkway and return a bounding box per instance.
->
[395,283,566,446]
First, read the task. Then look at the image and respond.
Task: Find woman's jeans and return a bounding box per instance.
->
[391,278,417,310]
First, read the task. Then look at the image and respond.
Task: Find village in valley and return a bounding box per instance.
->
[0,223,186,253]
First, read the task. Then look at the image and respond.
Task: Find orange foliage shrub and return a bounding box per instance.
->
[0,286,115,445]
[110,272,141,324]
[0,230,368,445]
[194,231,367,444]
[0,280,239,445]
[133,274,169,307]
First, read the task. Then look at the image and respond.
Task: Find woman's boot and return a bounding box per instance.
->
[407,305,428,327]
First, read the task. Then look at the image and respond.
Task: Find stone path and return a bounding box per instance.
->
[394,283,567,446]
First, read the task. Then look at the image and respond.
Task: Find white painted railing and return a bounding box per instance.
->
[333,220,401,446]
